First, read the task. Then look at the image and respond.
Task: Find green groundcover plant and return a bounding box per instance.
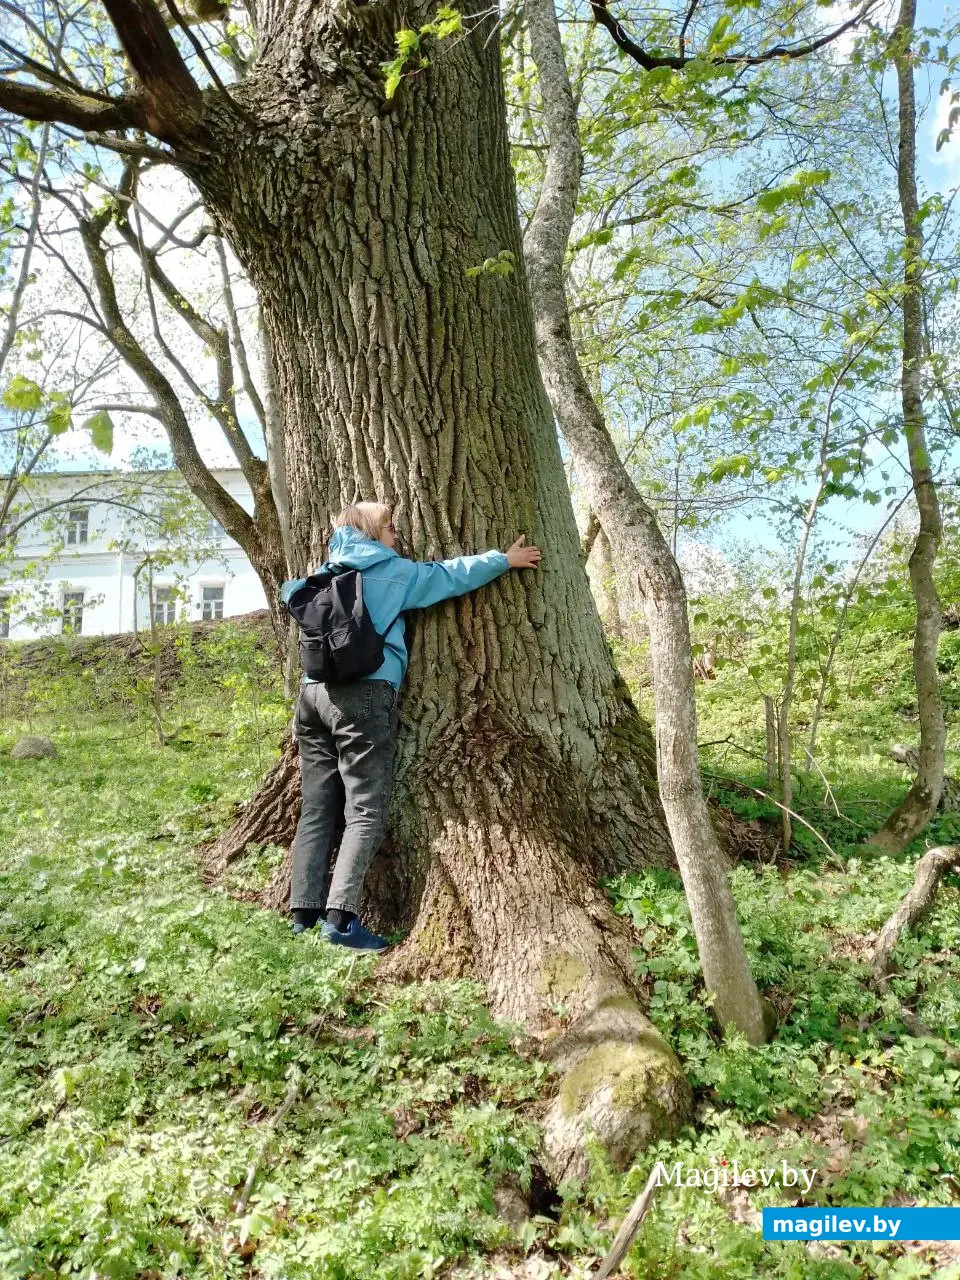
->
[1,622,959,1278]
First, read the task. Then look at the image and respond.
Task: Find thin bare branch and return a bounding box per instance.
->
[214,237,266,430]
[162,0,258,127]
[591,0,875,70]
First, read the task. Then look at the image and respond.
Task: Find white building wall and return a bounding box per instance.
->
[1,468,270,640]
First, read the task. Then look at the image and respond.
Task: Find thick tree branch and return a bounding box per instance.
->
[591,0,875,70]
[98,0,204,143]
[85,131,176,163]
[77,212,259,553]
[0,78,146,132]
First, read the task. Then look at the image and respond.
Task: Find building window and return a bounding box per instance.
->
[201,585,224,621]
[0,595,9,639]
[66,507,89,546]
[62,590,84,634]
[205,517,224,542]
[153,587,176,628]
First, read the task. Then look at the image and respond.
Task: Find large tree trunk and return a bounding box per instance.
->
[870,0,945,852]
[185,0,689,1176]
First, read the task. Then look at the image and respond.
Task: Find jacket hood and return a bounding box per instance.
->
[325,524,398,571]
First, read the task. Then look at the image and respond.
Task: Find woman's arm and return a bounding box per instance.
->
[400,536,541,610]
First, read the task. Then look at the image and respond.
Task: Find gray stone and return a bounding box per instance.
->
[10,735,57,760]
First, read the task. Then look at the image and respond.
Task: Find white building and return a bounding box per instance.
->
[0,468,268,640]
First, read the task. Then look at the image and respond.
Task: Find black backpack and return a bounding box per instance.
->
[280,567,386,683]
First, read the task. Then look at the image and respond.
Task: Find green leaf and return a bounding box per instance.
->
[54,1066,76,1101]
[426,5,462,39]
[704,13,734,52]
[83,410,114,454]
[708,454,753,482]
[395,28,419,55]
[2,374,42,412]
[47,395,72,435]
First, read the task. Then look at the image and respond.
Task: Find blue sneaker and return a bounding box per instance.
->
[320,917,390,954]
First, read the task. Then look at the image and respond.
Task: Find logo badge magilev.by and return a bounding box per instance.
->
[653,1160,817,1195]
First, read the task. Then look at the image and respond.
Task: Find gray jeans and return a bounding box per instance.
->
[290,679,399,915]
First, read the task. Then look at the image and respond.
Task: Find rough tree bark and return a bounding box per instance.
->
[523,0,768,1044]
[11,0,700,1176]
[869,0,945,851]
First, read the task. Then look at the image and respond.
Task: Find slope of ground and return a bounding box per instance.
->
[1,621,959,1277]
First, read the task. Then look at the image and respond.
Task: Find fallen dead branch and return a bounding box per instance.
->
[871,844,960,978]
[865,844,960,1065]
[234,1069,302,1217]
[592,1163,659,1279]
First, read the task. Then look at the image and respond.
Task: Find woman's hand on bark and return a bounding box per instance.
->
[506,535,542,569]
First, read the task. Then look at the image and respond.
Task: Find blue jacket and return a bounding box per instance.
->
[280,525,510,688]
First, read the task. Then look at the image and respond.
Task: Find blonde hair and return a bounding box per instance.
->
[332,501,393,542]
